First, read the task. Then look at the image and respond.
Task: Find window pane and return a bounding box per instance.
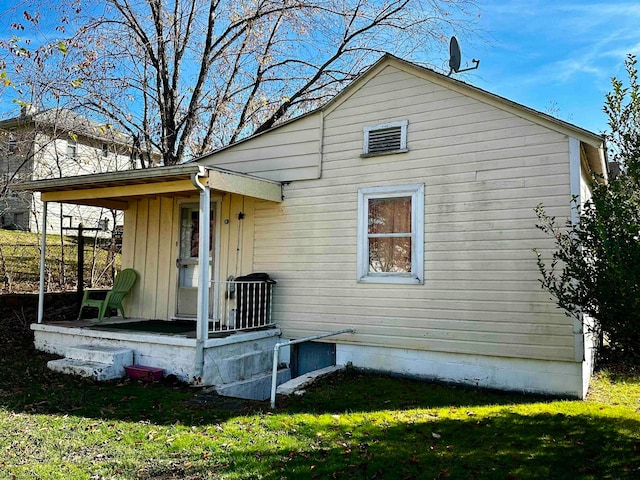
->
[368,197,411,234]
[368,237,412,273]
[67,140,77,158]
[180,208,215,259]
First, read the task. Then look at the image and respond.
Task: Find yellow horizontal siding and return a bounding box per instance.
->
[252,64,575,362]
[201,113,321,182]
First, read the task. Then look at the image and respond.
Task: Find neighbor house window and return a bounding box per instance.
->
[362,120,408,156]
[13,212,25,228]
[102,143,108,158]
[357,183,424,284]
[67,139,78,158]
[8,135,16,154]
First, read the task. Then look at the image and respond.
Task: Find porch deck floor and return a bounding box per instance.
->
[44,318,194,336]
[44,318,132,328]
[40,318,273,339]
[92,320,200,336]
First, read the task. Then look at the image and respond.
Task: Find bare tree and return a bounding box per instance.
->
[2,0,480,166]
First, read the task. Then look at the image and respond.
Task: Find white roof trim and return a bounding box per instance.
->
[12,164,282,205]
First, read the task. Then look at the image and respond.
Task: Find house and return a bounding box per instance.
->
[0,107,138,234]
[16,55,606,399]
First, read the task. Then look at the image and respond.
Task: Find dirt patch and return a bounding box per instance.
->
[0,292,78,348]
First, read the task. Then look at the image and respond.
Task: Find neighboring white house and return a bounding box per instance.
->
[0,108,139,235]
[20,55,607,399]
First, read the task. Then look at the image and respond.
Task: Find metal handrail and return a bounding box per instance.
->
[210,280,275,333]
[270,329,355,408]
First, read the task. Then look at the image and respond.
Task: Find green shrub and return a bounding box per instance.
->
[535,55,640,365]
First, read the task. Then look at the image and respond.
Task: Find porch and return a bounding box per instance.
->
[31,273,286,393]
[32,318,284,388]
[14,164,288,394]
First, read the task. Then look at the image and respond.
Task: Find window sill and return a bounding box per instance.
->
[357,274,423,285]
[360,149,409,158]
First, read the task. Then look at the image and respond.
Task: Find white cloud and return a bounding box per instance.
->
[471,0,640,132]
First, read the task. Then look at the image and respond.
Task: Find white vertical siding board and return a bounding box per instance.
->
[569,137,582,225]
[241,197,256,275]
[121,202,137,315]
[156,197,175,319]
[145,197,161,319]
[167,197,181,318]
[131,199,149,318]
[218,193,231,286]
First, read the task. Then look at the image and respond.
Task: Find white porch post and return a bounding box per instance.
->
[197,184,211,341]
[37,201,48,324]
[192,168,210,381]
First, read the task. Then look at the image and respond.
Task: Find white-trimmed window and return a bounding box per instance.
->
[357,183,424,284]
[362,120,408,156]
[8,135,16,154]
[67,139,78,159]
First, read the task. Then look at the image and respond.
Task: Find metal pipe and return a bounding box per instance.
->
[191,166,210,383]
[270,328,354,409]
[37,201,48,324]
[77,224,84,301]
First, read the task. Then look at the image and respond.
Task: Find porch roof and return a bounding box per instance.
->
[12,164,282,209]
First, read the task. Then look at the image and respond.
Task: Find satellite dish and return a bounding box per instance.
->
[447,36,480,76]
[449,36,462,73]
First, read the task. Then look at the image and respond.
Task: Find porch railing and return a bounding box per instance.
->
[210,280,275,333]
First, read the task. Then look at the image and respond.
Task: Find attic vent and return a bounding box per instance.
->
[362,120,408,156]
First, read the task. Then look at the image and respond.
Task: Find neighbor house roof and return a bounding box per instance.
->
[0,108,133,147]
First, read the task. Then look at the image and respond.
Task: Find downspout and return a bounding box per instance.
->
[191,166,210,383]
[37,201,48,323]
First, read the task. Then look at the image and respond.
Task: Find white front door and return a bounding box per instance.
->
[176,203,215,317]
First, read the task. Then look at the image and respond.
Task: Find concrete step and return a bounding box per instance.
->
[214,368,291,401]
[215,349,274,384]
[47,358,126,381]
[211,335,280,358]
[47,345,133,381]
[65,345,133,366]
[276,365,345,396]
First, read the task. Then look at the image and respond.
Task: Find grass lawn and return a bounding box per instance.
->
[0,228,73,245]
[0,229,119,292]
[0,337,639,479]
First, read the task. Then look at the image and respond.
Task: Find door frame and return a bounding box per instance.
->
[174,196,222,320]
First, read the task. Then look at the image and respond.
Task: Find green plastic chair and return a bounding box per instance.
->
[77,268,138,322]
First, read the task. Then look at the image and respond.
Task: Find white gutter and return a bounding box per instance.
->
[270,329,355,408]
[37,201,48,323]
[191,166,210,383]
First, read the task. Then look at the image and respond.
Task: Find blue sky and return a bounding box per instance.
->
[458,0,640,134]
[1,1,639,136]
